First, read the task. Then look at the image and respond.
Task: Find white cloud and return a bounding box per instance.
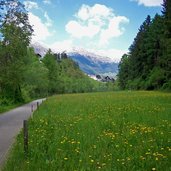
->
[65,4,129,45]
[50,40,73,52]
[92,49,128,62]
[132,0,162,7]
[76,5,90,21]
[44,12,53,27]
[66,20,100,38]
[24,1,39,10]
[99,16,129,46]
[28,12,52,42]
[43,0,51,4]
[76,4,113,21]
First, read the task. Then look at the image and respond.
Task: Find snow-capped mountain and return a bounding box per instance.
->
[31,42,119,77]
[69,47,116,63]
[68,50,118,76]
[31,42,48,57]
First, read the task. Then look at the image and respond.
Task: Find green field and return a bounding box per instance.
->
[3,91,171,171]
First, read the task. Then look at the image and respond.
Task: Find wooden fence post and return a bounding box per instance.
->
[37,102,39,109]
[23,120,28,157]
[31,104,33,112]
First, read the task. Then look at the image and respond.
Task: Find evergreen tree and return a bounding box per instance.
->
[129,15,151,80]
[161,0,171,88]
[118,54,130,89]
[118,1,171,90]
[145,14,165,89]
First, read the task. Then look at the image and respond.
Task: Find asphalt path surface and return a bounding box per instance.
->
[0,99,45,168]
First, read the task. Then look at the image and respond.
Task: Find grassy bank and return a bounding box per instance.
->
[3,91,171,171]
[0,103,22,114]
[0,99,33,114]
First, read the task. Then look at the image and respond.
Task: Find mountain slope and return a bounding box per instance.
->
[31,42,48,57]
[68,52,118,76]
[31,43,119,77]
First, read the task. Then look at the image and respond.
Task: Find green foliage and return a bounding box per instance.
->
[118,0,171,90]
[162,80,171,90]
[0,0,117,111]
[0,0,112,109]
[3,91,171,170]
[42,51,105,94]
[23,48,49,99]
[0,0,33,103]
[118,54,130,89]
[0,97,23,114]
[146,67,165,90]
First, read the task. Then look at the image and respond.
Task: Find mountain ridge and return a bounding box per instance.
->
[31,42,119,77]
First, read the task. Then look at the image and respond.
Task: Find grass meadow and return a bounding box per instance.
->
[3,91,171,171]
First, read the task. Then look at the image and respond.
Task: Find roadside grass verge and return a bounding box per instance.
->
[0,98,39,114]
[3,91,171,171]
[0,103,22,114]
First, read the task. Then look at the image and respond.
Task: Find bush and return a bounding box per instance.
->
[162,80,171,90]
[146,67,165,90]
[0,97,13,106]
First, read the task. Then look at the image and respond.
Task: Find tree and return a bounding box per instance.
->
[161,0,171,87]
[0,0,33,102]
[42,50,61,94]
[118,54,130,89]
[23,48,49,99]
[118,7,171,90]
[129,15,151,81]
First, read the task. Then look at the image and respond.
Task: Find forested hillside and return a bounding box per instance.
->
[118,0,171,90]
[0,0,111,106]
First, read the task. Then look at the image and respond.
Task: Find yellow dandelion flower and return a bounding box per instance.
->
[145,152,150,155]
[90,159,94,163]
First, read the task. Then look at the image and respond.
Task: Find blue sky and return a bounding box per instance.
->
[21,0,163,62]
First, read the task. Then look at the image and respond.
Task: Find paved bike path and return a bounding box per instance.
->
[0,99,45,168]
